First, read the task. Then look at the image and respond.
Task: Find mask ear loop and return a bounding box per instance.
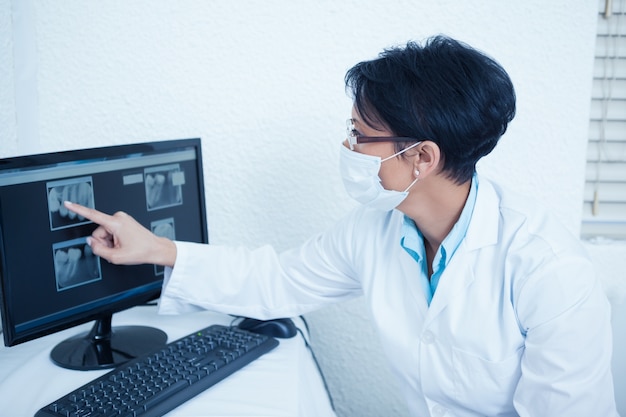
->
[381,142,422,193]
[381,141,422,162]
[403,171,420,192]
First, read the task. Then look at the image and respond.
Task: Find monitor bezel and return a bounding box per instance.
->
[0,138,208,347]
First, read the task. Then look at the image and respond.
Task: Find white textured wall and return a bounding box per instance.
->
[2,1,626,416]
[0,0,16,153]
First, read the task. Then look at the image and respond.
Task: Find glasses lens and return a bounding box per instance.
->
[346,119,356,149]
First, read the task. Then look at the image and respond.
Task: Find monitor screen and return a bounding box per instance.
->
[0,138,208,370]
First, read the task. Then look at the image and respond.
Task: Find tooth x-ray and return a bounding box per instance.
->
[144,165,184,211]
[52,238,101,291]
[47,177,95,231]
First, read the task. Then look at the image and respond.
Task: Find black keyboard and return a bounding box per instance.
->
[35,324,279,417]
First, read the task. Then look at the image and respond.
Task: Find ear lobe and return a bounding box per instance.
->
[413,141,441,177]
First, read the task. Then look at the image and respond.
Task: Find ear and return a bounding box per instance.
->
[412,141,441,179]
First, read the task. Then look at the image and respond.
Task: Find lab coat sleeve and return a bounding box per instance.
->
[158,214,363,319]
[512,252,618,416]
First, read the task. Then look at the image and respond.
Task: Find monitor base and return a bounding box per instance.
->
[50,313,167,370]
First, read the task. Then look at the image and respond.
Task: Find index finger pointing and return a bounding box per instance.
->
[63,201,112,227]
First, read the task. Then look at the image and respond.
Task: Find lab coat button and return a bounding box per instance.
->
[431,404,448,416]
[422,330,435,344]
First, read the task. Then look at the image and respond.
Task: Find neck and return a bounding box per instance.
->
[399,174,471,250]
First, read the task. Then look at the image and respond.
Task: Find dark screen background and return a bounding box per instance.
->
[0,141,207,343]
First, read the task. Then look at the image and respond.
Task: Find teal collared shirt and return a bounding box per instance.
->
[400,174,478,305]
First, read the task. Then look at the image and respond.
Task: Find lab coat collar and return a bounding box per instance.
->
[424,175,500,324]
[463,174,501,250]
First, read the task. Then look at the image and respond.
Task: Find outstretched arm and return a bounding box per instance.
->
[63,201,177,267]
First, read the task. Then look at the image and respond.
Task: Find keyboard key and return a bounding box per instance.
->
[35,325,279,417]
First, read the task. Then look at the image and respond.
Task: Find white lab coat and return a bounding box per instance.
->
[159,175,618,417]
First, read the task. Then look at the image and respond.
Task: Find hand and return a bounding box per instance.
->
[63,201,177,267]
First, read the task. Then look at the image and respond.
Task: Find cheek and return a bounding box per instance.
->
[378,159,412,190]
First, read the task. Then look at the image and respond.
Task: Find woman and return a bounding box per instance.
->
[65,36,618,416]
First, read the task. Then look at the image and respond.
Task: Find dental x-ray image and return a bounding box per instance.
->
[144,165,184,211]
[53,238,101,291]
[48,177,95,231]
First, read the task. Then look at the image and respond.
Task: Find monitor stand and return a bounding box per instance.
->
[50,313,168,370]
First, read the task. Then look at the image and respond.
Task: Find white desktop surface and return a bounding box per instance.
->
[0,305,336,417]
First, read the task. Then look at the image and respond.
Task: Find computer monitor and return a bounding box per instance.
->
[0,138,208,370]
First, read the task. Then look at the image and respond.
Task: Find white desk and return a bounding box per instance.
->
[0,306,336,417]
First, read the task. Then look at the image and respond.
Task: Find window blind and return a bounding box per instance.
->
[582,0,626,239]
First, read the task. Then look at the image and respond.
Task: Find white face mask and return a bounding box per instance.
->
[339,143,420,211]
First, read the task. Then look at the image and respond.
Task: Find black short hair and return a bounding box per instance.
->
[345,35,516,184]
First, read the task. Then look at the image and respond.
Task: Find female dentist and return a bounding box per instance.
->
[65,35,618,417]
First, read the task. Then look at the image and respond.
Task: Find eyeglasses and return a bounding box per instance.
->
[346,118,420,150]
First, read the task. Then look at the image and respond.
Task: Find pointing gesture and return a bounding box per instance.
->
[63,201,177,267]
